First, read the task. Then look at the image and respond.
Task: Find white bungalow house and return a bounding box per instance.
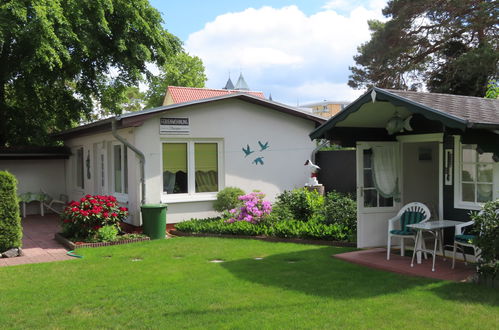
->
[310,87,499,248]
[54,93,325,226]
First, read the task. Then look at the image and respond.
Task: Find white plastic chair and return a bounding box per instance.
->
[452,220,479,269]
[41,190,68,215]
[387,202,431,260]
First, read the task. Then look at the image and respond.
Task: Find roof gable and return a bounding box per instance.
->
[310,88,499,140]
[54,93,326,140]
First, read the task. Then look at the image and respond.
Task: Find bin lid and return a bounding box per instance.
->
[141,204,168,209]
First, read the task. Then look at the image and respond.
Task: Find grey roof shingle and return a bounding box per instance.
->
[383,89,499,125]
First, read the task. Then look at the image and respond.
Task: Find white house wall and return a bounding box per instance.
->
[0,159,67,215]
[135,99,317,224]
[63,129,140,224]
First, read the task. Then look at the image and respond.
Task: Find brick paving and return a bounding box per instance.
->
[0,215,73,267]
[335,248,476,282]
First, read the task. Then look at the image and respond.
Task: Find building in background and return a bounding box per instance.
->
[300,100,350,118]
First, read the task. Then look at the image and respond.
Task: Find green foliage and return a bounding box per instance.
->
[348,0,498,96]
[174,217,350,241]
[322,191,357,240]
[485,80,499,99]
[120,86,146,113]
[213,187,245,213]
[95,225,119,242]
[0,171,23,251]
[0,0,182,146]
[144,51,207,108]
[116,233,148,241]
[471,200,499,279]
[274,188,324,222]
[319,144,355,151]
[179,188,358,242]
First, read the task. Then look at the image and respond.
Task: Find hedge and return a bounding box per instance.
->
[0,171,23,251]
[174,218,351,241]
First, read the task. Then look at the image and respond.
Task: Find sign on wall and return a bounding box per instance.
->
[160,118,190,135]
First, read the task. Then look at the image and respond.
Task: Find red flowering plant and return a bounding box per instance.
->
[60,194,128,241]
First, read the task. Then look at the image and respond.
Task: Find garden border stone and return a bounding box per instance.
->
[170,230,356,247]
[55,233,150,250]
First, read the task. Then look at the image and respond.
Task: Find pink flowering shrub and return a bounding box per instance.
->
[227,192,272,224]
[60,194,128,241]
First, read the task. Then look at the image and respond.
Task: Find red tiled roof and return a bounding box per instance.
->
[167,86,265,104]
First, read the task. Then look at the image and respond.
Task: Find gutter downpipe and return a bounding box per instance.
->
[111,118,146,205]
[311,140,330,164]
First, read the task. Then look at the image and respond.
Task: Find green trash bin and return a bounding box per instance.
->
[141,204,167,239]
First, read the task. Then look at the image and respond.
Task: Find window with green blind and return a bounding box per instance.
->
[163,143,188,194]
[195,143,218,192]
[162,141,220,195]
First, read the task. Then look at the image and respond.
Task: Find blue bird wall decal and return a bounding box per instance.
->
[242,144,254,157]
[253,157,264,165]
[258,141,269,151]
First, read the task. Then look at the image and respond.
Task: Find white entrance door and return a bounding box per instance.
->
[356,142,401,248]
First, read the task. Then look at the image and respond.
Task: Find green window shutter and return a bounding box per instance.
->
[163,143,187,173]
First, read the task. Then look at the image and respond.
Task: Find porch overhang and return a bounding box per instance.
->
[309,87,482,141]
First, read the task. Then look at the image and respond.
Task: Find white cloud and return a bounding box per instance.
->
[185,2,386,105]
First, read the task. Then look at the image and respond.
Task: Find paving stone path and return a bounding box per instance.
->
[0,215,72,267]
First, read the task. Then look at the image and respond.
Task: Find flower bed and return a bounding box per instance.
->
[58,194,153,245]
[177,188,357,243]
[174,217,353,242]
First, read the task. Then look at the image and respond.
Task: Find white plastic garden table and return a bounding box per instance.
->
[406,220,463,272]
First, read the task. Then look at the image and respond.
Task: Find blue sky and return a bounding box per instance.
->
[149,0,388,105]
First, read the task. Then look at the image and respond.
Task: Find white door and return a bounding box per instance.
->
[356,142,401,248]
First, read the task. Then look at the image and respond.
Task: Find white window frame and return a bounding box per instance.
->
[356,142,400,214]
[453,136,498,210]
[161,139,224,203]
[74,146,85,191]
[110,142,128,202]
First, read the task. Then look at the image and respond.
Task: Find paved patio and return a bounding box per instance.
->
[0,214,72,267]
[335,248,476,282]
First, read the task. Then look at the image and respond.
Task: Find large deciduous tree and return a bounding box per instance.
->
[0,0,181,146]
[348,0,498,96]
[144,51,207,108]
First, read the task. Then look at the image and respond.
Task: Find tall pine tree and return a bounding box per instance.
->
[349,0,498,96]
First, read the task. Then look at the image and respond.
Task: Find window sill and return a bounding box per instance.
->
[161,193,217,204]
[453,202,483,211]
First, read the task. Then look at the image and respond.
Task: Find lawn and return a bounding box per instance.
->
[0,237,498,329]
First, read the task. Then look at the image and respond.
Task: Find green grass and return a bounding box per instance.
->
[0,237,498,329]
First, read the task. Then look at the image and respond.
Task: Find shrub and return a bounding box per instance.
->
[0,171,22,251]
[213,187,245,213]
[322,191,357,238]
[471,200,499,279]
[61,194,128,241]
[95,225,119,242]
[227,192,272,224]
[274,188,324,222]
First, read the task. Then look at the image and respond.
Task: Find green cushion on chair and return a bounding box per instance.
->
[390,229,414,236]
[455,234,475,244]
[400,211,425,233]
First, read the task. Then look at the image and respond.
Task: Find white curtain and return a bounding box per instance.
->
[372,144,400,201]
